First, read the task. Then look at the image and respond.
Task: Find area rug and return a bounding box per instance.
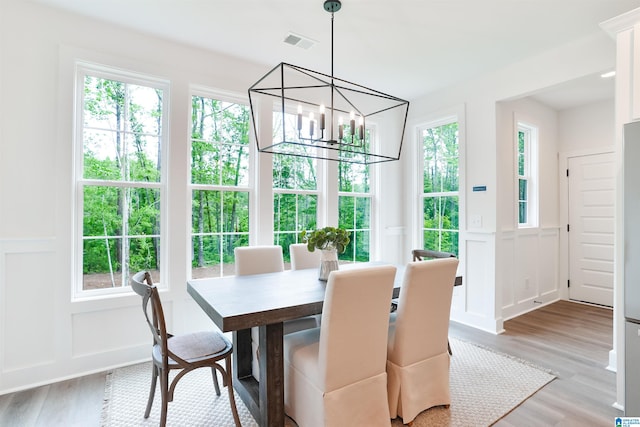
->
[101,338,554,426]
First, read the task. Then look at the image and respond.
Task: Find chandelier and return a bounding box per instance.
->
[248,0,409,165]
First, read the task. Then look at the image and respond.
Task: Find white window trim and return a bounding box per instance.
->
[73,62,170,299]
[188,87,254,278]
[413,112,462,255]
[515,120,539,228]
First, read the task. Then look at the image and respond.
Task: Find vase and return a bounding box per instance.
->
[318,248,339,281]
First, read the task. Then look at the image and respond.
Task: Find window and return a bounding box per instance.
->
[338,130,373,262]
[420,119,459,255]
[273,111,319,265]
[76,65,168,294]
[517,122,538,228]
[190,95,251,278]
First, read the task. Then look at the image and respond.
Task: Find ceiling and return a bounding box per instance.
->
[31,0,640,109]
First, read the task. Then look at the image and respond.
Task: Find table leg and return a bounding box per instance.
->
[259,322,285,427]
[232,324,285,427]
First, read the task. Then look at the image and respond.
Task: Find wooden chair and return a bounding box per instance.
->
[386,258,459,424]
[412,248,456,261]
[130,271,241,427]
[283,265,396,427]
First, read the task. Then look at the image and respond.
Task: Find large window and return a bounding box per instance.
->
[76,65,168,294]
[273,112,319,265]
[190,95,251,278]
[517,122,538,227]
[338,132,373,263]
[420,119,459,255]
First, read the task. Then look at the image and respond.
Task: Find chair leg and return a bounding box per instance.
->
[211,366,221,396]
[159,368,169,427]
[224,355,242,427]
[144,364,158,418]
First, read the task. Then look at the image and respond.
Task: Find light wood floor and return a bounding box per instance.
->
[0,300,619,426]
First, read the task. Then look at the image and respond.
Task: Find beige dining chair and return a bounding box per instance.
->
[234,245,318,379]
[130,271,241,427]
[386,257,459,424]
[283,265,396,427]
[289,243,322,270]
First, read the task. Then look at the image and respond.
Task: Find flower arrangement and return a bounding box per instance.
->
[299,226,351,254]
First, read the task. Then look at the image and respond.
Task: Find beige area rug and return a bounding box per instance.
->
[101,338,554,426]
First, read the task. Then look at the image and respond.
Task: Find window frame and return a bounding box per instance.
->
[416,115,460,256]
[516,120,539,228]
[189,87,254,279]
[73,62,170,299]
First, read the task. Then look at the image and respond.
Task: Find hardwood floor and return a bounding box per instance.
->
[0,300,620,426]
[450,300,620,426]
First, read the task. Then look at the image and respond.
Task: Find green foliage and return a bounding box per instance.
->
[300,227,351,254]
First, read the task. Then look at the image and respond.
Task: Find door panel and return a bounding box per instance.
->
[568,153,614,306]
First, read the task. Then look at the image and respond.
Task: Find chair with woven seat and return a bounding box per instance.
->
[130,271,241,427]
[284,265,397,427]
[386,257,459,424]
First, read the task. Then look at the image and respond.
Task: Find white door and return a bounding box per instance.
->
[568,152,615,306]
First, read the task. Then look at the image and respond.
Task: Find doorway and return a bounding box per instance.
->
[567,152,615,307]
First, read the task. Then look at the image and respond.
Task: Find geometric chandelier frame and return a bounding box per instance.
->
[248,0,409,165]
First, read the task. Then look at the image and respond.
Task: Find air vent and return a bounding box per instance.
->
[283,32,316,50]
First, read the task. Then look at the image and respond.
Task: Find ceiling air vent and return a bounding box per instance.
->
[283,32,316,50]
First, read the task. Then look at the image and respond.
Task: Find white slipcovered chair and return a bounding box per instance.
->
[284,265,396,427]
[289,243,322,270]
[386,257,459,424]
[234,245,318,379]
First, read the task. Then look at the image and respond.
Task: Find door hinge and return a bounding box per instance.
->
[568,279,570,288]
[567,224,570,232]
[566,169,569,177]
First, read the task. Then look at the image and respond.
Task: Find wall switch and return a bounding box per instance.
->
[470,214,482,228]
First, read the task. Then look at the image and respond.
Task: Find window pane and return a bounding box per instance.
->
[83,76,125,130]
[191,97,249,186]
[83,186,121,236]
[518,130,525,175]
[83,130,121,180]
[519,179,527,201]
[339,161,369,192]
[338,196,355,230]
[274,193,296,231]
[224,234,247,276]
[192,190,221,234]
[519,201,527,224]
[423,122,459,193]
[192,235,221,270]
[355,197,371,230]
[298,195,317,231]
[222,191,249,233]
[83,238,121,289]
[440,231,459,254]
[441,196,459,229]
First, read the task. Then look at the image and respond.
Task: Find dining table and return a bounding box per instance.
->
[187,262,462,427]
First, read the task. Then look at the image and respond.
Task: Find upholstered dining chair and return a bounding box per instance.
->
[386,257,459,424]
[130,271,241,427]
[283,265,397,427]
[289,243,322,270]
[406,248,458,356]
[234,245,318,379]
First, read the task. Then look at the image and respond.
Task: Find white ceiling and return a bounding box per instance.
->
[31,0,640,109]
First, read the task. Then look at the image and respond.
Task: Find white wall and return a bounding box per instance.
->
[0,0,625,394]
[558,99,615,153]
[404,31,617,333]
[0,0,271,393]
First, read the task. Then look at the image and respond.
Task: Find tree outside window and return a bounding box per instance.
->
[273,112,319,265]
[421,121,459,255]
[78,69,167,292]
[191,96,250,278]
[339,133,372,263]
[516,122,538,228]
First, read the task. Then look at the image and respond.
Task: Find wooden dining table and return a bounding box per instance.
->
[187,263,462,427]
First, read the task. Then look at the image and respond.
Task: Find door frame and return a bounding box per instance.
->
[559,146,615,303]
